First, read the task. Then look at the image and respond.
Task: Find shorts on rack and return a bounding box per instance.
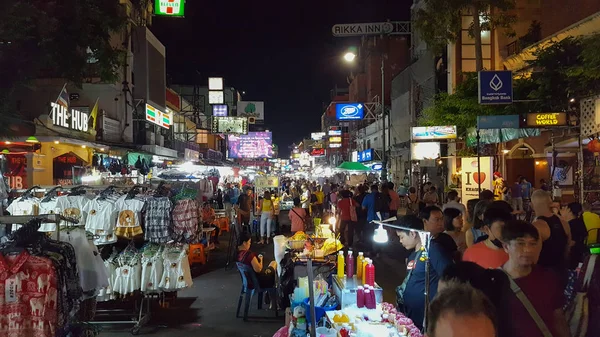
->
[115,226,143,239]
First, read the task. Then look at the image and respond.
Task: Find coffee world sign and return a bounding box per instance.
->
[526,112,567,127]
[50,102,89,132]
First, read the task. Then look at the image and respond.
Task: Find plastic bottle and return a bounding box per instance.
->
[356,252,364,280]
[356,286,365,308]
[370,286,377,308]
[362,258,369,285]
[337,251,345,278]
[364,289,372,309]
[365,260,375,286]
[346,250,354,278]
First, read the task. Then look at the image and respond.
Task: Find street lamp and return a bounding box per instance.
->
[343,52,356,63]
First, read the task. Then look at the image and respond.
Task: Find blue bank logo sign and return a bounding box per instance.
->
[478,71,513,105]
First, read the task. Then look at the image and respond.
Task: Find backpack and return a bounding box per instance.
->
[567,254,598,337]
[374,192,390,213]
[310,193,318,203]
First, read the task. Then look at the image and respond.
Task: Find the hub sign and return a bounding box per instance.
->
[50,102,89,132]
[336,102,364,121]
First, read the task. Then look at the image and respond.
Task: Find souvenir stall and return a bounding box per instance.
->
[273,219,428,337]
[2,183,198,335]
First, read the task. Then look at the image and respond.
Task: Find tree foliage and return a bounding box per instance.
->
[414,0,516,70]
[0,0,127,135]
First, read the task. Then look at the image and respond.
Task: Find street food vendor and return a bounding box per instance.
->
[395,215,453,330]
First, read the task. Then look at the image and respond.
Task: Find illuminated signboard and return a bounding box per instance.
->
[311,148,325,157]
[526,112,567,127]
[411,126,457,140]
[311,132,326,140]
[145,103,171,129]
[335,102,364,120]
[50,102,89,132]
[411,142,440,160]
[212,104,228,117]
[228,132,273,159]
[357,149,373,162]
[329,143,342,148]
[154,0,185,17]
[329,136,342,143]
[208,77,224,90]
[328,126,342,136]
[211,117,248,134]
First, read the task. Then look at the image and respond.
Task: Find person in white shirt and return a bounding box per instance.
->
[442,190,467,216]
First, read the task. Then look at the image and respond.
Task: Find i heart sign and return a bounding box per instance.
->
[473,172,486,184]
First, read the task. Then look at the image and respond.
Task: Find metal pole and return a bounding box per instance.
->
[381,55,388,182]
[307,257,317,337]
[476,129,482,194]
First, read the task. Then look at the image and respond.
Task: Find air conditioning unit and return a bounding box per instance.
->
[248,117,256,124]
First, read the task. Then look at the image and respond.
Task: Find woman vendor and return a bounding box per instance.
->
[395,215,453,330]
[237,231,277,289]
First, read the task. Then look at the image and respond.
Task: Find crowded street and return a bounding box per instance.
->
[2,1,600,337]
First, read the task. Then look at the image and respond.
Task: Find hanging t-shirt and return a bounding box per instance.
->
[7,197,40,216]
[114,195,145,238]
[83,197,119,245]
[38,198,59,232]
[56,195,89,226]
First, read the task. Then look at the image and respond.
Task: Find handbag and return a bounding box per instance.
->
[290,208,306,230]
[567,254,596,337]
[349,200,358,222]
[500,269,554,337]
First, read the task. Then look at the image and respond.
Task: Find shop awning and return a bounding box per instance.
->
[336,161,372,171]
[13,136,109,150]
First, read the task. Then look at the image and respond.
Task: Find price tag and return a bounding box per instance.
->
[5,277,18,303]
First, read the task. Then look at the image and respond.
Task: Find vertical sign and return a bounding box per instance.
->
[461,157,493,204]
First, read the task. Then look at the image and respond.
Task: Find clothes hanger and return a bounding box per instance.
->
[21,185,41,200]
[42,185,62,203]
[98,185,116,200]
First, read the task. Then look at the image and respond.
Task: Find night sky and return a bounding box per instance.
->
[151,0,411,157]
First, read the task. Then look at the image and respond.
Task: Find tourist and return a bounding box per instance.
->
[443,208,467,254]
[500,220,570,337]
[420,206,457,259]
[463,208,510,269]
[288,197,306,233]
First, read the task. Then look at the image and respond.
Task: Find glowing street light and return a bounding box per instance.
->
[343,52,356,63]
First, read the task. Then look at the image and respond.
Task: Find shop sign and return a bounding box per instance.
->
[311,132,326,140]
[310,148,325,157]
[351,151,358,162]
[145,103,171,129]
[526,112,567,127]
[212,104,228,117]
[211,116,248,134]
[154,0,185,17]
[184,148,200,162]
[328,126,342,136]
[411,126,457,140]
[50,102,89,132]
[4,154,27,189]
[329,136,342,143]
[336,102,364,121]
[478,70,513,104]
[371,163,383,171]
[461,157,494,204]
[53,152,84,185]
[329,143,342,148]
[357,149,373,163]
[477,115,520,129]
[255,175,279,188]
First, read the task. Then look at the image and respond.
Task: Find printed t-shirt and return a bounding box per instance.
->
[83,198,119,244]
[114,195,145,238]
[56,195,89,225]
[508,266,563,337]
[338,198,357,221]
[403,241,452,329]
[38,198,59,232]
[463,241,509,269]
[288,207,306,232]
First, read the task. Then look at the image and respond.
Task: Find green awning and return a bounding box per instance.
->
[337,161,372,171]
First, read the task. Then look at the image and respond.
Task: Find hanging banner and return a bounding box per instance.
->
[461,157,493,204]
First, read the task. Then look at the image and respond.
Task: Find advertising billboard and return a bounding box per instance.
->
[461,157,494,204]
[357,149,373,162]
[336,102,364,120]
[329,136,342,143]
[211,117,248,135]
[411,142,440,160]
[228,132,273,159]
[237,101,265,121]
[212,104,228,117]
[311,132,326,140]
[411,126,457,140]
[328,126,342,136]
[311,148,325,157]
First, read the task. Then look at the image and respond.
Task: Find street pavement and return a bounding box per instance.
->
[98,217,408,337]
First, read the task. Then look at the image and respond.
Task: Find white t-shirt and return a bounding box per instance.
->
[38,198,59,232]
[301,190,311,209]
[7,197,39,216]
[83,198,118,232]
[56,195,90,226]
[114,195,145,228]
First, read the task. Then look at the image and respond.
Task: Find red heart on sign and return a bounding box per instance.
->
[473,172,486,184]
